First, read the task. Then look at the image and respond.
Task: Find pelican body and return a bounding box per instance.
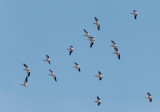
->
[49,69,57,82]
[93,17,100,30]
[84,29,91,40]
[131,10,138,19]
[96,71,103,80]
[90,37,95,48]
[23,64,30,77]
[74,62,80,72]
[43,55,51,64]
[146,92,152,102]
[67,46,74,55]
[113,48,120,60]
[20,77,28,87]
[95,96,101,106]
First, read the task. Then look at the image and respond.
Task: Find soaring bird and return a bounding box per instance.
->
[83,29,91,40]
[67,45,74,55]
[73,62,80,72]
[113,48,120,60]
[90,37,95,48]
[146,92,152,102]
[49,69,57,82]
[96,71,103,80]
[43,55,51,64]
[131,10,138,19]
[93,17,100,30]
[20,77,28,87]
[95,96,101,106]
[111,40,118,50]
[23,64,30,77]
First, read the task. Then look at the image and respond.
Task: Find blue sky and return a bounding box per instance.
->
[0,0,160,112]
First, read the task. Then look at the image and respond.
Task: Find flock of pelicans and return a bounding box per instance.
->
[20,10,152,106]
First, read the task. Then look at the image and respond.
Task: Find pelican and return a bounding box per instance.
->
[49,69,57,82]
[113,48,120,60]
[73,62,80,72]
[90,37,95,48]
[20,77,28,87]
[111,40,118,50]
[23,64,30,77]
[43,55,51,64]
[146,92,152,102]
[131,10,138,19]
[94,96,101,106]
[96,71,103,80]
[93,17,100,30]
[83,29,91,40]
[67,45,74,55]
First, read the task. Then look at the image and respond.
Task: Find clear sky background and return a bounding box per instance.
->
[0,0,160,112]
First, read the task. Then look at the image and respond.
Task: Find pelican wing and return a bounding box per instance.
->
[75,62,78,65]
[90,42,94,48]
[97,96,100,100]
[23,64,28,68]
[97,24,100,30]
[69,51,73,55]
[147,92,151,96]
[27,71,30,77]
[49,69,53,73]
[95,17,98,22]
[84,29,88,34]
[46,55,49,59]
[117,53,120,60]
[98,71,101,75]
[149,98,152,102]
[78,67,80,72]
[25,77,28,83]
[111,40,116,45]
[54,75,57,81]
[134,14,137,19]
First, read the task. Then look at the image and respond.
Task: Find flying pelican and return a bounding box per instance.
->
[94,96,101,106]
[93,17,100,30]
[43,55,51,64]
[67,45,74,55]
[111,40,118,50]
[20,77,28,87]
[131,10,138,19]
[96,71,103,80]
[83,29,91,40]
[113,48,120,60]
[90,37,95,48]
[23,64,30,77]
[145,92,152,102]
[73,62,80,72]
[49,69,57,82]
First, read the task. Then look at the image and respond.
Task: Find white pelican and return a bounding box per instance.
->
[49,69,57,82]
[146,92,152,102]
[131,10,138,19]
[20,77,28,87]
[94,96,101,106]
[111,40,118,50]
[67,45,74,55]
[113,48,120,60]
[83,29,91,40]
[23,64,30,77]
[43,55,51,64]
[96,71,103,80]
[93,17,100,30]
[73,62,80,72]
[90,37,95,48]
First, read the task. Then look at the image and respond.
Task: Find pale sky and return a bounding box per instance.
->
[0,0,160,112]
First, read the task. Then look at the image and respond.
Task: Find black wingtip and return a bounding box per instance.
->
[28,72,30,77]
